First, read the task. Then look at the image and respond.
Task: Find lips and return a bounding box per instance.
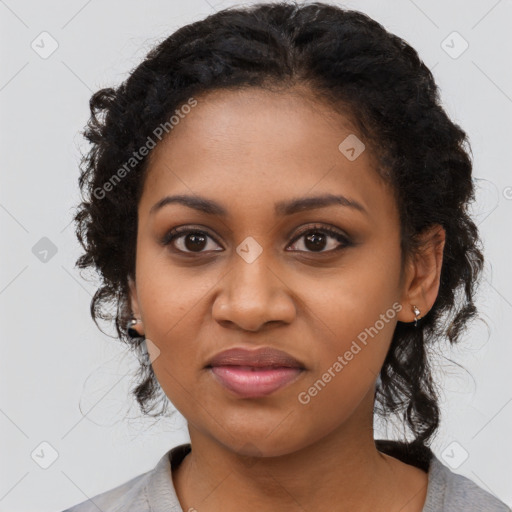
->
[205,347,306,398]
[205,346,305,369]
[209,366,304,398]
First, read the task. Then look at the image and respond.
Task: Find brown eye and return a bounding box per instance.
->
[162,227,222,253]
[287,225,352,253]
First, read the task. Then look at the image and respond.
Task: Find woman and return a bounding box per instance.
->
[62,2,510,511]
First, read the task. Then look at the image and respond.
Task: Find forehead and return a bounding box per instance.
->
[139,87,397,226]
[149,86,359,162]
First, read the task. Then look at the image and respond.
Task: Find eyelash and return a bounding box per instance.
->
[161,224,353,255]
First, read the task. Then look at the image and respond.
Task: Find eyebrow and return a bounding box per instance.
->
[149,193,368,217]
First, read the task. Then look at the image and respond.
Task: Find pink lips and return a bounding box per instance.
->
[206,347,306,398]
[209,365,304,398]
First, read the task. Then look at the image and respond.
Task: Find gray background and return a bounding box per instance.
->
[0,0,511,510]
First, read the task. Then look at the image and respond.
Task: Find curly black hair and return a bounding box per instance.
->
[73,1,484,448]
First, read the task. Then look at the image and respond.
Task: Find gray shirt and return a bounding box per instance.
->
[60,441,510,512]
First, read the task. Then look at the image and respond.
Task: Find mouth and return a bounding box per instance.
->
[204,346,307,398]
[207,365,305,398]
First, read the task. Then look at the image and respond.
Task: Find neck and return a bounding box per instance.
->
[172,390,427,512]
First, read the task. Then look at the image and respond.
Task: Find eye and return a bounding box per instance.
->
[161,226,222,254]
[287,224,352,253]
[161,223,353,255]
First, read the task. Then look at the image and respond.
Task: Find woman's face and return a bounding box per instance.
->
[129,87,417,457]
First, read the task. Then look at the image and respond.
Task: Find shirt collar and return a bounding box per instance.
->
[145,440,442,512]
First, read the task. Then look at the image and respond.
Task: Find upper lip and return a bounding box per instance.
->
[206,347,306,369]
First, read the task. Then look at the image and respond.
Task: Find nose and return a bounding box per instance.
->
[212,249,296,332]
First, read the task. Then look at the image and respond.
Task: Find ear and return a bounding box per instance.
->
[128,275,144,336]
[397,224,446,323]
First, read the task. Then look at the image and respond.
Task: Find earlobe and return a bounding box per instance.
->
[397,224,446,324]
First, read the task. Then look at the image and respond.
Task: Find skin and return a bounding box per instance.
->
[128,86,446,512]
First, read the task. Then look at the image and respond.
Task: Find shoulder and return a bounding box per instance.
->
[59,469,152,512]
[425,455,511,512]
[375,439,510,512]
[58,444,190,512]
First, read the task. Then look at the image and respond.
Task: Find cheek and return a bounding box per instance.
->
[134,269,209,388]
[295,262,400,409]
[293,314,397,443]
[299,255,400,344]
[137,261,213,331]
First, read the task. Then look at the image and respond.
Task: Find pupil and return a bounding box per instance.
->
[185,233,207,251]
[305,232,326,251]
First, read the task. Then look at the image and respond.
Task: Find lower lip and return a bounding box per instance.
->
[209,365,304,398]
